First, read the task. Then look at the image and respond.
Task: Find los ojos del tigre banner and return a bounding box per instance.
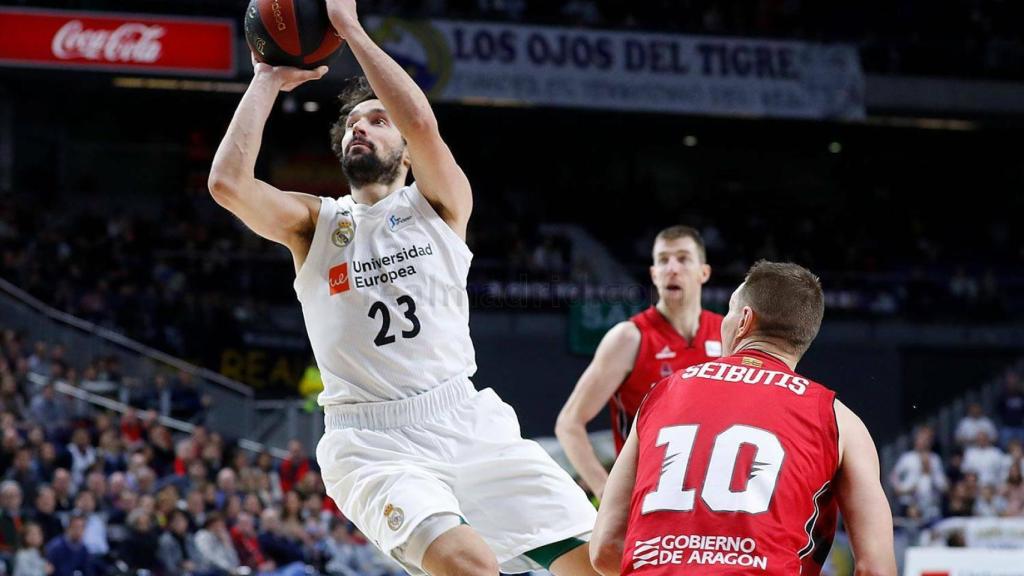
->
[366,17,865,120]
[0,7,235,76]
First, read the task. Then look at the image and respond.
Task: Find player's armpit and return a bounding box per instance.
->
[208,178,320,271]
[591,423,640,576]
[834,400,897,576]
[556,321,641,497]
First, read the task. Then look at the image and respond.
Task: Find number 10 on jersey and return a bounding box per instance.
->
[642,424,785,515]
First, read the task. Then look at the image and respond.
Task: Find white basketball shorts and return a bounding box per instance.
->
[316,375,597,574]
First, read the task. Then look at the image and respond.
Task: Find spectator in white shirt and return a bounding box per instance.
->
[956,403,999,447]
[1000,439,1024,484]
[74,490,109,557]
[962,430,1007,487]
[973,484,1007,517]
[67,429,96,491]
[890,426,948,521]
[195,513,240,575]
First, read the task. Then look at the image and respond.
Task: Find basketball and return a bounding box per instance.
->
[244,0,343,69]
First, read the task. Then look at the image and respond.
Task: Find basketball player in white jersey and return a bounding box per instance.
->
[207,1,598,575]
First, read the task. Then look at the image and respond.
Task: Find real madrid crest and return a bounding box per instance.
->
[332,210,355,249]
[383,503,405,531]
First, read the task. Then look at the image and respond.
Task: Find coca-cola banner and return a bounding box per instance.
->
[0,8,235,76]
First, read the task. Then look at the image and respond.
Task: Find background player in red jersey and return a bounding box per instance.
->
[557,226,723,499]
[590,261,896,576]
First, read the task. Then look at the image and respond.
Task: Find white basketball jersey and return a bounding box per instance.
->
[294,184,477,405]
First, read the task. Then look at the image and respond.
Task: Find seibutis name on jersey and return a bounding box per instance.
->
[330,243,435,295]
[680,362,809,395]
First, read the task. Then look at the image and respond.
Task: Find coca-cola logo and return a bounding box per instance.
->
[51,20,165,63]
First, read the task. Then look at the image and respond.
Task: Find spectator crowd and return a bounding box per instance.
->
[0,327,403,576]
[890,368,1024,529]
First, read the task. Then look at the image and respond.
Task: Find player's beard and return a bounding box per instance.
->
[342,147,404,188]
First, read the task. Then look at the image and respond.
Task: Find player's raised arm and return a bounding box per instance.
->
[834,400,898,576]
[590,422,639,576]
[556,321,641,499]
[208,61,327,270]
[326,0,472,238]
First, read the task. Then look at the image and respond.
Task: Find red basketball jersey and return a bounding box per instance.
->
[611,308,723,451]
[622,351,840,576]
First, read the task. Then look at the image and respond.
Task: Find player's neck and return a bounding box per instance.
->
[733,340,799,371]
[350,180,404,206]
[655,298,702,340]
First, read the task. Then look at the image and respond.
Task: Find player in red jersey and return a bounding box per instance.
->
[590,261,896,576]
[557,226,723,499]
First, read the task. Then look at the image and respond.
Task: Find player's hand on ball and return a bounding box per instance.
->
[325,0,360,38]
[252,53,328,92]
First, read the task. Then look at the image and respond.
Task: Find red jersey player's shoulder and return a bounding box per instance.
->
[699,309,724,335]
[701,309,724,325]
[611,319,643,342]
[635,307,723,328]
[697,309,724,355]
[628,307,657,330]
[633,370,686,428]
[601,320,642,354]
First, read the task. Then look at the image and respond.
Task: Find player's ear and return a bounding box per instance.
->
[736,306,756,340]
[700,263,711,284]
[649,265,656,284]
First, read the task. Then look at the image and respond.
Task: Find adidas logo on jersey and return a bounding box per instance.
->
[655,346,676,360]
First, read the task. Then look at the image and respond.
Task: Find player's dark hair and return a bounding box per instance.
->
[654,225,707,263]
[740,260,824,355]
[330,77,378,162]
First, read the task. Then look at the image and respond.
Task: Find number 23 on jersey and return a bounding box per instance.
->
[368,296,421,347]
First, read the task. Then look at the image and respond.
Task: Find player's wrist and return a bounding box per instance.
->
[337,20,368,45]
[251,67,287,91]
[325,5,361,39]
